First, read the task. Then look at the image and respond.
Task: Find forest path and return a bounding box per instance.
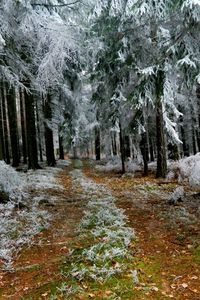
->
[0,162,86,299]
[84,161,200,300]
[0,160,200,299]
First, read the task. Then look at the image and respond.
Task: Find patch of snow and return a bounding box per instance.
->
[0,161,27,202]
[168,186,185,205]
[168,153,200,188]
[189,163,200,188]
[95,156,140,173]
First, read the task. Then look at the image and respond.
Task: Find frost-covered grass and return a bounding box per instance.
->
[60,168,136,292]
[0,160,70,268]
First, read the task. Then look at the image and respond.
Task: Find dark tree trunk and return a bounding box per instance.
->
[0,89,5,160]
[168,143,180,160]
[140,132,148,176]
[149,138,155,162]
[124,135,131,159]
[192,127,197,155]
[43,94,56,166]
[35,99,43,162]
[1,86,10,164]
[196,84,200,151]
[58,127,64,160]
[180,114,189,157]
[19,89,27,164]
[24,86,40,169]
[155,70,167,178]
[111,131,117,156]
[119,121,125,174]
[95,126,101,161]
[6,84,20,167]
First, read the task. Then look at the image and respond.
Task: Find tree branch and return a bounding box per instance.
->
[31,1,81,8]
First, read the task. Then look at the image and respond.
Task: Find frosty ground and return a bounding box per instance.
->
[0,158,200,299]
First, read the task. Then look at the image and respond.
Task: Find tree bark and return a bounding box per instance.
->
[19,89,27,164]
[24,86,40,169]
[36,98,43,162]
[111,131,117,156]
[58,127,64,160]
[1,85,10,164]
[0,88,5,160]
[149,138,155,162]
[140,132,148,176]
[119,121,125,174]
[43,93,56,166]
[6,84,20,167]
[124,135,131,159]
[155,70,167,178]
[95,126,101,161]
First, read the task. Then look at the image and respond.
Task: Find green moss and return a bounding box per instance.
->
[194,245,200,265]
[20,281,60,299]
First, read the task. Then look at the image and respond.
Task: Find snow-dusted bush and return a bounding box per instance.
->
[168,153,200,188]
[168,186,185,204]
[179,153,200,179]
[95,156,140,173]
[0,161,27,202]
[189,163,200,188]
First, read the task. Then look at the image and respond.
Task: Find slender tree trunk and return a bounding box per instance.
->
[140,132,148,176]
[95,126,101,161]
[119,121,125,174]
[19,89,27,164]
[111,131,117,156]
[192,126,197,155]
[155,70,167,178]
[24,86,40,169]
[124,135,131,159]
[0,89,5,160]
[58,127,64,159]
[43,93,56,166]
[6,84,20,167]
[149,138,155,162]
[1,85,10,164]
[35,99,43,162]
[180,114,189,156]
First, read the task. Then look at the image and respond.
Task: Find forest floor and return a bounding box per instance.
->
[0,159,200,300]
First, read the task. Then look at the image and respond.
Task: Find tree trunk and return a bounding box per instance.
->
[119,121,125,174]
[140,132,148,176]
[35,98,43,162]
[196,84,200,151]
[0,88,5,160]
[124,135,131,159]
[192,126,197,155]
[6,84,20,167]
[43,94,56,166]
[95,126,101,161]
[149,138,155,161]
[180,115,189,157]
[155,70,167,178]
[111,131,117,156]
[58,127,64,160]
[19,89,27,164]
[1,85,10,164]
[24,86,40,169]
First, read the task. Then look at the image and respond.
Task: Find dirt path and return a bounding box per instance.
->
[84,162,200,299]
[0,161,200,299]
[0,165,85,299]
